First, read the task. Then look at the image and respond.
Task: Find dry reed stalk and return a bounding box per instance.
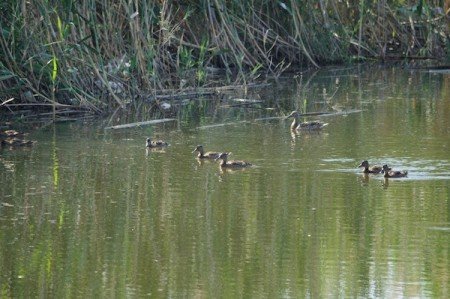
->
[0,0,447,118]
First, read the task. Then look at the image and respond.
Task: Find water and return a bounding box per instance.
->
[1,65,449,298]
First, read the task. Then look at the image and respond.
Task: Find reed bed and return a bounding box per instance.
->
[0,0,448,117]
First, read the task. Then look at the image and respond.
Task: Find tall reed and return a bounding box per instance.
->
[0,0,448,114]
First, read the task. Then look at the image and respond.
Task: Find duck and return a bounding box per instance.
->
[192,145,221,159]
[215,152,252,168]
[285,111,328,131]
[358,160,384,174]
[145,137,169,148]
[0,130,26,138]
[1,137,35,147]
[382,164,408,178]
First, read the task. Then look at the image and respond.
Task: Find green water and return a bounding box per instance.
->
[1,66,449,298]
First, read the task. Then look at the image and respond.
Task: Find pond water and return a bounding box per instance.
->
[1,65,449,298]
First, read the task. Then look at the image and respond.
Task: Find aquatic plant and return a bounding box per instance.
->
[0,0,448,116]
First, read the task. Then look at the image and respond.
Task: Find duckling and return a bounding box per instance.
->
[285,111,328,131]
[358,160,383,174]
[146,137,168,148]
[382,164,408,178]
[192,145,221,159]
[215,152,252,168]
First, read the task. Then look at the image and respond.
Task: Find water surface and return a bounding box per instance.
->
[1,65,449,298]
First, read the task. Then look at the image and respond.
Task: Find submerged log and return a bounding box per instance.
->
[231,98,263,104]
[291,109,364,117]
[146,91,216,101]
[324,109,364,116]
[197,120,249,129]
[105,118,176,130]
[144,83,271,102]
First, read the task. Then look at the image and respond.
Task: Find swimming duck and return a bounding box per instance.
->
[1,137,35,147]
[146,137,168,148]
[358,160,383,174]
[215,152,252,168]
[192,145,221,159]
[285,111,328,131]
[382,164,408,178]
[0,130,26,138]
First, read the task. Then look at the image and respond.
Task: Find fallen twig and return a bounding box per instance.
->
[0,98,15,107]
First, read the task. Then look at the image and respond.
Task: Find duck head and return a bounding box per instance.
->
[215,152,230,161]
[358,160,369,168]
[145,138,151,147]
[285,111,300,119]
[192,145,204,154]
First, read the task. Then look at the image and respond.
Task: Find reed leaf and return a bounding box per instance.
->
[51,56,58,83]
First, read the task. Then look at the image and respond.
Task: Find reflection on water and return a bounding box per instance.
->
[1,66,449,298]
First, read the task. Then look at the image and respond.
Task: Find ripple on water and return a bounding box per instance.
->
[427,226,450,232]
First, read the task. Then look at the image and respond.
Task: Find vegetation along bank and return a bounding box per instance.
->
[1,0,449,119]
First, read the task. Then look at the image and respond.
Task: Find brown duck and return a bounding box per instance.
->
[146,137,169,148]
[358,160,384,174]
[286,111,328,131]
[1,137,35,147]
[192,145,221,159]
[382,165,408,178]
[0,130,26,138]
[215,152,252,168]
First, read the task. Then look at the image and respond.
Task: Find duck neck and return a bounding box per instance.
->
[291,117,299,130]
[197,149,205,158]
[220,157,227,167]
